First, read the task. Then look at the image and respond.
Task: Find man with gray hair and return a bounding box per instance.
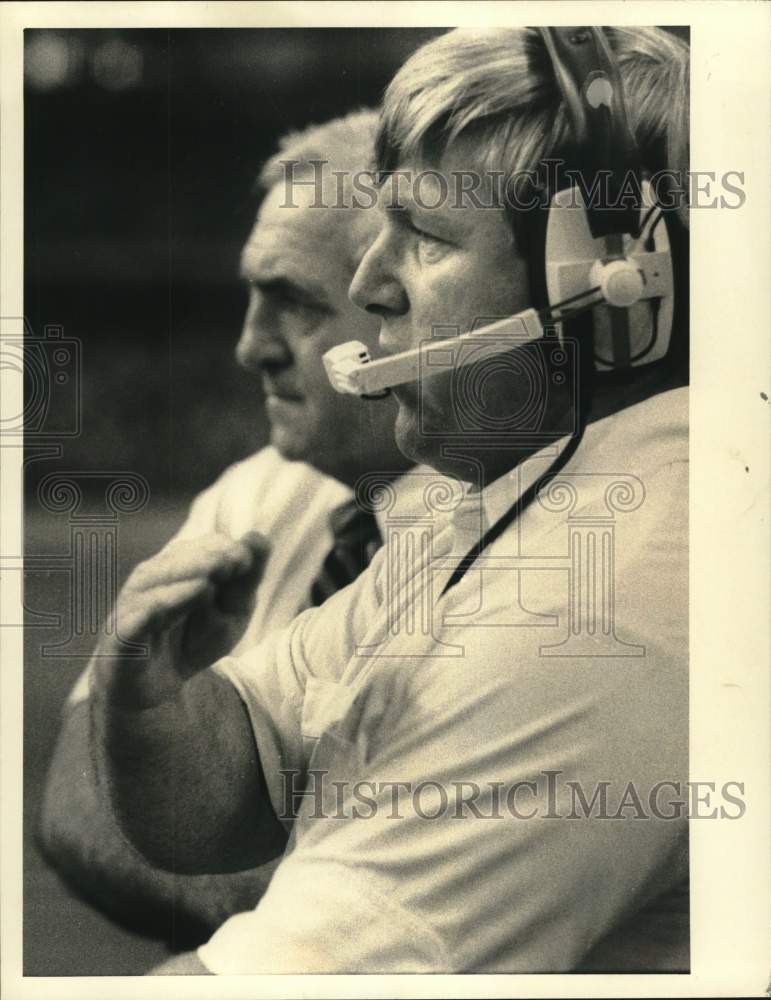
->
[39,109,420,944]
[87,27,691,974]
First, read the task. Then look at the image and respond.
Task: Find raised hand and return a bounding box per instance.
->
[93,531,269,709]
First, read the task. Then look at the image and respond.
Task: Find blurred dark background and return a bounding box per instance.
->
[25,28,447,498]
[23,25,688,501]
[23,27,446,976]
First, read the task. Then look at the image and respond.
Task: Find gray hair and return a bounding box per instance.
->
[258,108,380,267]
[259,108,378,189]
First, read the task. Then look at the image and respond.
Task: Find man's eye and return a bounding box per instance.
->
[407,218,440,242]
[401,216,450,262]
[412,226,448,264]
[267,284,300,307]
[385,207,450,263]
[279,290,308,310]
[263,283,324,314]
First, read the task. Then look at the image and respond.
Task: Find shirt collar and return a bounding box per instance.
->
[330,440,572,550]
[332,466,452,540]
[449,435,572,549]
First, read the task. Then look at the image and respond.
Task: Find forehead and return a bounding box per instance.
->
[242,182,376,284]
[257,181,346,240]
[385,139,511,241]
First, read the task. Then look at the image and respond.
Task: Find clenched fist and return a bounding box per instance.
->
[92,531,269,709]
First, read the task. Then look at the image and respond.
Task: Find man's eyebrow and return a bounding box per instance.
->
[383,174,466,219]
[384,196,458,238]
[383,187,421,216]
[238,258,330,305]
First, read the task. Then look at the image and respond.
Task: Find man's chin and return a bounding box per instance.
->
[394,409,426,466]
[270,426,311,464]
[394,406,482,482]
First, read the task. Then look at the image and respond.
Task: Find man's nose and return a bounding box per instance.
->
[349,230,408,318]
[235,292,291,372]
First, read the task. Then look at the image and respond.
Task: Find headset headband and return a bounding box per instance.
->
[539,27,640,239]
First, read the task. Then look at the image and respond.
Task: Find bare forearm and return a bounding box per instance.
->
[91,666,287,874]
[40,699,204,941]
[40,697,282,941]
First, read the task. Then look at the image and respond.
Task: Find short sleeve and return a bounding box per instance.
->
[211,544,387,824]
[200,614,687,973]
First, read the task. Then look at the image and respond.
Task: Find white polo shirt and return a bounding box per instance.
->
[198,387,689,974]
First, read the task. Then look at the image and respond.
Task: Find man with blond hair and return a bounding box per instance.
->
[88,28,691,973]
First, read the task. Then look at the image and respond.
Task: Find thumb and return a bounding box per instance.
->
[215,530,270,615]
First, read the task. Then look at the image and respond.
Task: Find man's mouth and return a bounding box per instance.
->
[263,382,303,402]
[377,329,402,359]
[391,381,418,405]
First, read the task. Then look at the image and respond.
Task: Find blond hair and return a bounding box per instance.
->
[376,27,689,223]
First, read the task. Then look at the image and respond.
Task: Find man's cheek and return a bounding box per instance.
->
[295,335,334,381]
[394,402,417,444]
[394,424,421,464]
[420,375,457,430]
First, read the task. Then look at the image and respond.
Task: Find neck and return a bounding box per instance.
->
[331,455,412,492]
[456,368,686,491]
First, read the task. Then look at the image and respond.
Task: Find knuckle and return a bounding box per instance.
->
[128,559,152,584]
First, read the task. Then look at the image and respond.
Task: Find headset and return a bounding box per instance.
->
[323,26,677,399]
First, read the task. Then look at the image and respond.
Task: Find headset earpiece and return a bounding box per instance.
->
[538,27,676,372]
[545,179,675,370]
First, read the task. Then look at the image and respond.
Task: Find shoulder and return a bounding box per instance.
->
[584,386,688,473]
[564,387,688,522]
[379,465,466,528]
[214,446,327,497]
[182,448,350,539]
